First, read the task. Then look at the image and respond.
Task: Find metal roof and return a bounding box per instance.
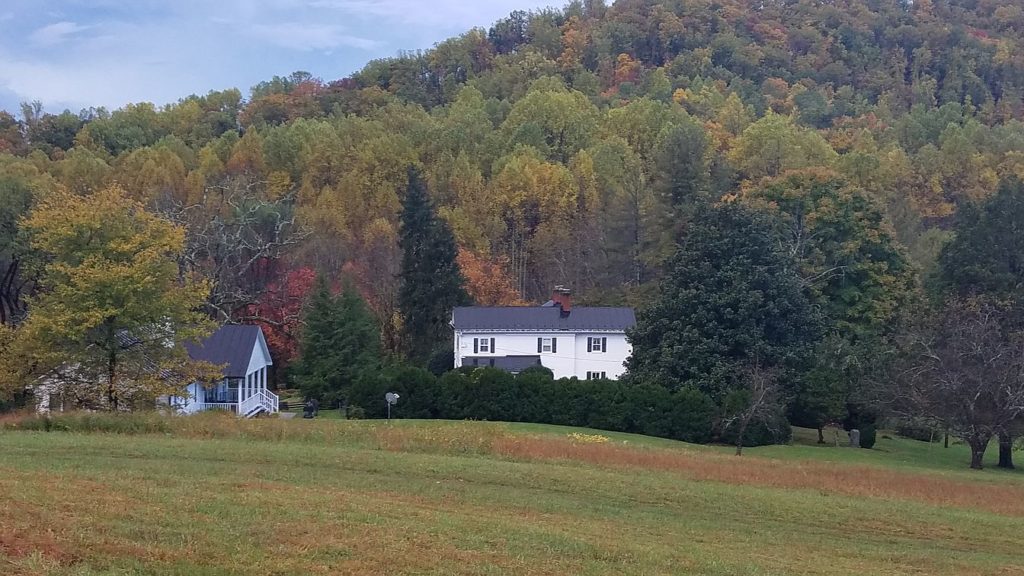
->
[462,355,543,372]
[184,325,265,379]
[452,306,635,332]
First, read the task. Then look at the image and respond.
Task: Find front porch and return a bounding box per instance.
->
[181,365,278,418]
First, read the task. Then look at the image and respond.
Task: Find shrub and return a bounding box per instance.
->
[668,387,717,444]
[345,365,792,446]
[859,424,877,449]
[894,420,941,443]
[518,365,554,379]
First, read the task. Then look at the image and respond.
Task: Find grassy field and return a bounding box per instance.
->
[1,415,1022,575]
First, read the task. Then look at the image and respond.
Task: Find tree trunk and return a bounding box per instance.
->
[817,426,825,444]
[735,417,749,456]
[968,434,991,470]
[998,433,1015,469]
[944,430,949,449]
[107,350,118,411]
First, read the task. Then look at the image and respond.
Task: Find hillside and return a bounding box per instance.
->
[3,1,1024,459]
[1,417,1022,575]
[2,1,1023,344]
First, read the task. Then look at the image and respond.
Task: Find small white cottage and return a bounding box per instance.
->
[167,324,278,417]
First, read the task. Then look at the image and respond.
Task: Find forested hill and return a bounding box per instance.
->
[1,0,1024,360]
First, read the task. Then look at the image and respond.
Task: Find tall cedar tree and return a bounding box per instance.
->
[626,202,819,401]
[398,167,469,364]
[291,275,380,405]
[936,177,1024,468]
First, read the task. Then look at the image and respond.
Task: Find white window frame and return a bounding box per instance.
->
[478,338,491,353]
[542,337,553,353]
[588,337,606,353]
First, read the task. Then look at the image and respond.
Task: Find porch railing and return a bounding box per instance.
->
[194,402,238,413]
[238,389,279,417]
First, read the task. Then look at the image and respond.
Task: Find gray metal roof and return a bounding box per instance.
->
[185,325,264,379]
[462,355,542,372]
[452,306,635,332]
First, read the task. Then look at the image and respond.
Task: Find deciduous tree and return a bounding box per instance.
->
[890,298,1024,469]
[1,186,216,409]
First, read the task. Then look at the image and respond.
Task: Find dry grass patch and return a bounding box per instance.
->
[491,436,1024,516]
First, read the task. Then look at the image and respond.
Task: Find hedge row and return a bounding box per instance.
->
[348,366,791,446]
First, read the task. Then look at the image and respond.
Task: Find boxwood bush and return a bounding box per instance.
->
[349,366,784,446]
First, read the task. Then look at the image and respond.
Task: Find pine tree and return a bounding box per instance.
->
[291,275,380,405]
[398,166,469,365]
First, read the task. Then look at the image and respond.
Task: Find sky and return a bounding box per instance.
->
[0,0,554,115]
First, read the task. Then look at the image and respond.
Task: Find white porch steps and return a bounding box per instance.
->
[238,388,279,418]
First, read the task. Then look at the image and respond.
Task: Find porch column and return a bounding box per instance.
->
[261,367,267,391]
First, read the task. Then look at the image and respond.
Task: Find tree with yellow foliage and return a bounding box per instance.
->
[0,186,218,411]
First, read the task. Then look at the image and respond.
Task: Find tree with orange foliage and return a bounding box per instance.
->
[457,248,526,306]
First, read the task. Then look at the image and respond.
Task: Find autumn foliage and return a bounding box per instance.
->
[457,249,526,306]
[245,266,317,368]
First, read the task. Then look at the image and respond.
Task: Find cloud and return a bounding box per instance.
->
[29,21,91,47]
[0,0,554,112]
[247,22,381,51]
[304,0,541,28]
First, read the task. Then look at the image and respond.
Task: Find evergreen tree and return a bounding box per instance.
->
[652,119,710,211]
[626,202,819,400]
[398,166,469,364]
[291,275,380,405]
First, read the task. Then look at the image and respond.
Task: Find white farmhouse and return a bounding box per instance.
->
[451,288,635,380]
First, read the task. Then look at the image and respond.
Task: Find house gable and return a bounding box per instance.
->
[246,329,273,376]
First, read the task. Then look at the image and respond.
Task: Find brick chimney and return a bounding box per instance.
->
[551,286,572,317]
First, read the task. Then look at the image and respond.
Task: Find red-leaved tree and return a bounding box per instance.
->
[246,266,317,369]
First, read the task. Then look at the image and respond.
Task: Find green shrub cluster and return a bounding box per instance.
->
[894,420,942,443]
[349,366,788,446]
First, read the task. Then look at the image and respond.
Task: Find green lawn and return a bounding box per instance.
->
[1,416,1021,575]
